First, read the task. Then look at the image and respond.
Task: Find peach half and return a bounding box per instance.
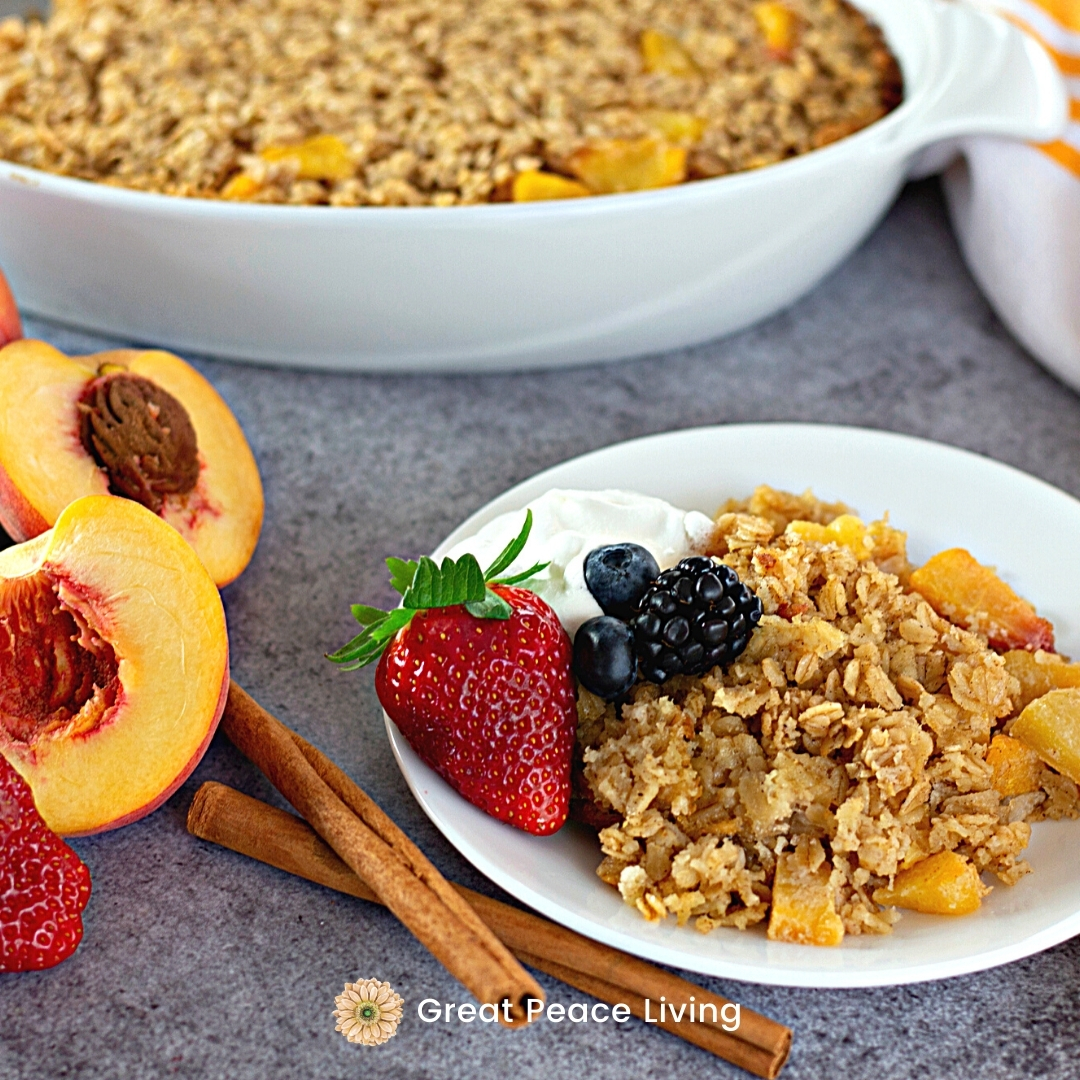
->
[0,495,229,835]
[0,340,263,586]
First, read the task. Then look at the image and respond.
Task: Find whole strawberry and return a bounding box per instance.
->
[330,513,577,835]
[0,756,92,972]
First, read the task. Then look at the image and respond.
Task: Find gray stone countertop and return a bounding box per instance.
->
[2,179,1079,1080]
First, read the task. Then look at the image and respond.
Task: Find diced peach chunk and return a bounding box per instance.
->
[753,2,798,57]
[1012,688,1080,784]
[1003,649,1080,712]
[872,851,988,916]
[787,514,906,565]
[220,174,261,200]
[767,843,844,946]
[567,137,687,195]
[641,109,706,146]
[640,28,699,76]
[261,134,354,181]
[986,734,1043,797]
[511,170,590,201]
[908,549,1054,653]
[222,175,260,201]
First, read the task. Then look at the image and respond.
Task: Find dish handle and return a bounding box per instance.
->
[901,0,1067,177]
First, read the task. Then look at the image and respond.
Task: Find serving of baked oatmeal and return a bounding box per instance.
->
[0,0,901,205]
[574,486,1080,945]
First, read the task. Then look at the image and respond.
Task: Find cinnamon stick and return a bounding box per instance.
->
[218,683,542,1026]
[188,779,792,1078]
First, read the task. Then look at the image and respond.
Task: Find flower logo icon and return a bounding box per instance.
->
[333,979,404,1046]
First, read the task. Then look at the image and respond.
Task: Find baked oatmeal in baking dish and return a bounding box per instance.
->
[566,486,1080,945]
[0,0,902,205]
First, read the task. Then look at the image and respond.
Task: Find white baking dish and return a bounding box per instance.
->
[0,0,1066,372]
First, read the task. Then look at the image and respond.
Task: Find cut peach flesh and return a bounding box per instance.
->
[791,514,865,553]
[872,851,987,916]
[909,548,1054,653]
[1012,688,1080,785]
[567,138,687,194]
[1003,649,1080,712]
[753,2,798,55]
[260,134,355,181]
[767,849,844,946]
[512,171,590,201]
[0,341,107,539]
[641,109,706,146]
[986,734,1043,798]
[0,495,229,835]
[221,173,261,200]
[640,28,699,76]
[0,340,263,586]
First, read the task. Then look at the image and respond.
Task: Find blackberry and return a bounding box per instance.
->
[631,556,762,683]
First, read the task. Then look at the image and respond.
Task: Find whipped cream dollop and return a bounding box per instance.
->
[443,489,715,638]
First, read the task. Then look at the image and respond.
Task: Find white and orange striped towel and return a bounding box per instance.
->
[944,0,1080,388]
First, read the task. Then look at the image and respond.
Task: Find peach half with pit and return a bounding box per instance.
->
[0,340,263,587]
[0,494,229,835]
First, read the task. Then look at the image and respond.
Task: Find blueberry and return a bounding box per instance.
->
[584,543,661,620]
[573,616,638,700]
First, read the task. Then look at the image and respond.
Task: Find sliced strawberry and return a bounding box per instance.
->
[330,511,577,835]
[0,755,91,972]
[376,585,576,835]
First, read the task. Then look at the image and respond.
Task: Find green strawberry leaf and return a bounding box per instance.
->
[386,557,419,596]
[369,606,414,643]
[483,510,533,581]
[491,560,549,586]
[331,507,543,670]
[402,554,486,609]
[327,635,388,672]
[328,607,414,670]
[351,603,388,627]
[464,588,514,620]
[327,617,390,667]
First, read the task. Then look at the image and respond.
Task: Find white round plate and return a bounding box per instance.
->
[385,423,1080,987]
